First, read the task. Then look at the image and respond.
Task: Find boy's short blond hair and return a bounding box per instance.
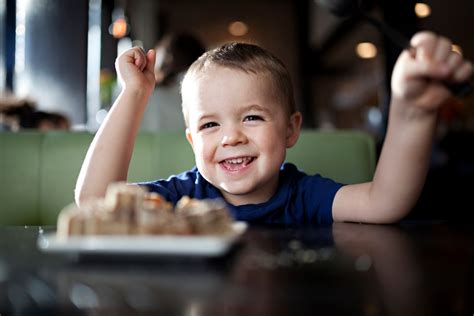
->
[181,42,297,125]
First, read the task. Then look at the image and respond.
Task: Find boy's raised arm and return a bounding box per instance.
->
[333,31,473,224]
[74,48,156,206]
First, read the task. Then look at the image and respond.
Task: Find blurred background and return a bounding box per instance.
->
[0,0,473,220]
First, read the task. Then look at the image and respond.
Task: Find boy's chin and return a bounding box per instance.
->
[219,186,271,205]
[219,186,253,197]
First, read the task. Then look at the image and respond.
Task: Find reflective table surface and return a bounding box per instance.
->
[0,221,473,315]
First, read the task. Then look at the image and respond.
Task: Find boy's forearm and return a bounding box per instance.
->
[333,100,438,223]
[332,32,471,223]
[369,99,438,219]
[74,88,150,206]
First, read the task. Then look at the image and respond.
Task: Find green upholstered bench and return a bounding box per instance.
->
[0,130,375,226]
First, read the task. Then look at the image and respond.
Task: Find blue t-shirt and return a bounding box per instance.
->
[137,163,343,226]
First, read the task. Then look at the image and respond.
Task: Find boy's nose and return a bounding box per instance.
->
[220,127,248,146]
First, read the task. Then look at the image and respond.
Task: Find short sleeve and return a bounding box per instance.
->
[293,173,343,225]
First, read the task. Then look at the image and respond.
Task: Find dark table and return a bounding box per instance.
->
[0,221,473,315]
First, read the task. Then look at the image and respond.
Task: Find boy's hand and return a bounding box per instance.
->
[391,31,472,114]
[115,47,156,95]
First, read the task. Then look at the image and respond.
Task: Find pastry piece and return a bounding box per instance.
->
[56,200,131,237]
[56,203,83,240]
[94,217,131,235]
[104,182,145,222]
[142,192,173,212]
[136,192,192,234]
[85,196,131,235]
[136,209,192,235]
[135,192,173,234]
[176,197,233,235]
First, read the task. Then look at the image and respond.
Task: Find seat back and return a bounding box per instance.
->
[287,130,375,184]
[39,132,159,224]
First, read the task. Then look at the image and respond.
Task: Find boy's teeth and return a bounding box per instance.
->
[225,157,251,164]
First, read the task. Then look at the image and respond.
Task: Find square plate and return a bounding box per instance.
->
[37,222,247,257]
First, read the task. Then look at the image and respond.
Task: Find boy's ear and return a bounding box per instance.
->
[185,128,195,151]
[286,111,302,148]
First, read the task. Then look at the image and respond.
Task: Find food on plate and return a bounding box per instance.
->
[57,182,234,239]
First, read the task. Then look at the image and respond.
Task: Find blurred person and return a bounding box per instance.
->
[1,101,35,131]
[141,33,205,131]
[33,111,71,131]
[76,32,472,225]
[0,99,70,131]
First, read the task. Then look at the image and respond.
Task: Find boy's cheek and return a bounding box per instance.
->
[259,126,287,145]
[191,140,212,161]
[192,147,206,167]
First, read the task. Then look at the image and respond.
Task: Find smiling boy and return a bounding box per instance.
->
[181,48,303,207]
[75,32,472,225]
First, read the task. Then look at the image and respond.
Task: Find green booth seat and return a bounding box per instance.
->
[152,131,195,180]
[0,132,43,225]
[287,130,376,184]
[0,129,375,226]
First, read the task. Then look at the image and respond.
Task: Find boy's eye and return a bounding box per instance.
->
[200,122,218,130]
[244,115,263,122]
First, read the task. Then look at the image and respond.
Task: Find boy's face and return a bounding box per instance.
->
[184,66,301,206]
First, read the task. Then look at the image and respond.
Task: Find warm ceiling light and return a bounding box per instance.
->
[415,3,431,18]
[452,44,463,56]
[228,21,249,37]
[109,17,129,39]
[356,42,377,59]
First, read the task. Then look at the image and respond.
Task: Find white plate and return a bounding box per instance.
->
[38,222,247,257]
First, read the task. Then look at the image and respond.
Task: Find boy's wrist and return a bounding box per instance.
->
[114,87,153,113]
[390,97,439,123]
[121,86,153,101]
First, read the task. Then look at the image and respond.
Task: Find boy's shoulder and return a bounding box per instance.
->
[280,162,343,189]
[233,163,344,225]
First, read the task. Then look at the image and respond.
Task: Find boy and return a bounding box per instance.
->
[75,32,472,225]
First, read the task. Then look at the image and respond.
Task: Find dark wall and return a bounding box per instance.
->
[16,0,88,124]
[1,0,15,91]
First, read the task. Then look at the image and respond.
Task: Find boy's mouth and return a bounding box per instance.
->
[219,156,255,171]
